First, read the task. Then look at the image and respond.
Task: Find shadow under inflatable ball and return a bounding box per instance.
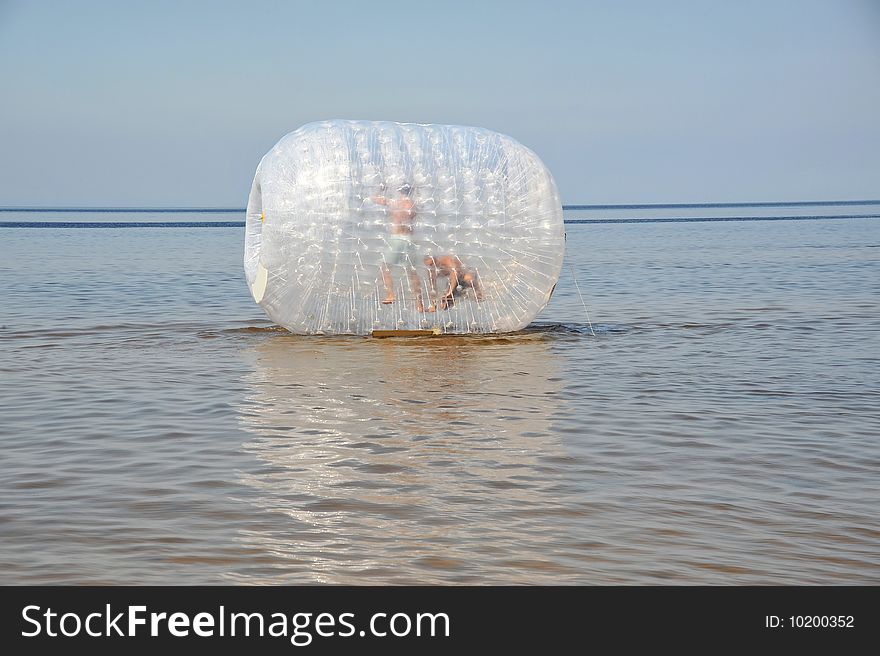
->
[244,120,564,335]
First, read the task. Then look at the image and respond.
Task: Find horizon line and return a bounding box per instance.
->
[1,199,879,213]
[3,214,879,228]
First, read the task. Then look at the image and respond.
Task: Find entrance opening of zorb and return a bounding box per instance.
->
[244,120,565,335]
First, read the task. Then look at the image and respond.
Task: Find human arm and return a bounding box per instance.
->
[425,262,439,297]
[437,268,459,309]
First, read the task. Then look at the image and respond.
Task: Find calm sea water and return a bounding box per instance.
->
[1,210,878,584]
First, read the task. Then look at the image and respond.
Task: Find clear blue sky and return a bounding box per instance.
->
[1,0,878,206]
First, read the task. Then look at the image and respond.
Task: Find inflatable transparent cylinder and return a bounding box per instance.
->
[244,120,564,334]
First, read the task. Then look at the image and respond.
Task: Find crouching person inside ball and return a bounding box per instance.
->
[424,254,484,312]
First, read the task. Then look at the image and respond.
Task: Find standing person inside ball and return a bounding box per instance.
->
[371,182,425,312]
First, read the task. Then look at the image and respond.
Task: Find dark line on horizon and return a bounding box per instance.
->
[564,214,880,224]
[0,221,246,228]
[0,207,246,213]
[1,199,879,213]
[564,200,880,210]
[2,214,879,228]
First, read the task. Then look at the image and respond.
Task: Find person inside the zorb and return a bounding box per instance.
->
[370,182,424,312]
[423,254,484,312]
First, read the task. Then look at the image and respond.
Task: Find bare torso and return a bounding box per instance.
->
[388,197,416,235]
[435,255,464,278]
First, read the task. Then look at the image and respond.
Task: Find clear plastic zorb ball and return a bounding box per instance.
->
[244,120,564,335]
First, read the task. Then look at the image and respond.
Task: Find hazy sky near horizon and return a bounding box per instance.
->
[1,0,878,206]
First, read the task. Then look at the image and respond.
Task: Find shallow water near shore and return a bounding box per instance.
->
[1,213,878,583]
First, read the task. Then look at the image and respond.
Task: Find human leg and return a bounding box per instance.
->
[381,264,395,303]
[407,267,425,313]
[381,238,409,304]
